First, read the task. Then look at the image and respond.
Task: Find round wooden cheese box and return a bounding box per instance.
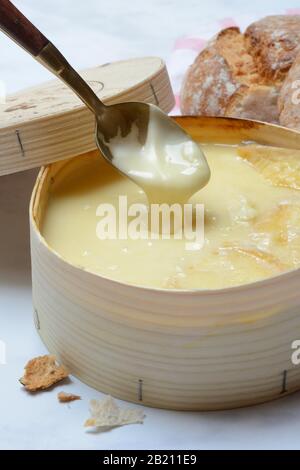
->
[30,116,300,411]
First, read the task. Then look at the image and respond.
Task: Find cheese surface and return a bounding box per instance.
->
[42,144,300,290]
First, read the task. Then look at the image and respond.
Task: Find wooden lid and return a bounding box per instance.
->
[0,57,174,176]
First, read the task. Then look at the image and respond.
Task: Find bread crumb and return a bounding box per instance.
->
[84,395,145,429]
[57,391,81,403]
[20,355,69,392]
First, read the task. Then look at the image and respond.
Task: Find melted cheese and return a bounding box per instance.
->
[42,144,300,290]
[109,107,210,204]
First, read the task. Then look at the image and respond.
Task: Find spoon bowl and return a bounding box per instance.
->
[95,101,198,161]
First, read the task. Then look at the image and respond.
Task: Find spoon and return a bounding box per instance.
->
[0,0,209,199]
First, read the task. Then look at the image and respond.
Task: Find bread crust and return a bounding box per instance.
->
[180,27,258,116]
[20,355,69,392]
[245,15,300,82]
[180,15,300,126]
[279,52,300,130]
[226,84,280,123]
[180,28,242,116]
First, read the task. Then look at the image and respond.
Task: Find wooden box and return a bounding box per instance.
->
[29,116,300,410]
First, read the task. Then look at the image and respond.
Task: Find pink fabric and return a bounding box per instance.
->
[173,37,206,52]
[172,94,181,115]
[286,8,300,15]
[218,17,238,28]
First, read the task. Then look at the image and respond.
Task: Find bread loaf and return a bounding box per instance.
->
[180,15,300,129]
[279,53,300,130]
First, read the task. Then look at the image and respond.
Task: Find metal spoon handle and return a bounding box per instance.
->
[0,0,105,115]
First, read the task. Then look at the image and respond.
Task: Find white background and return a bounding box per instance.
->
[2,0,300,450]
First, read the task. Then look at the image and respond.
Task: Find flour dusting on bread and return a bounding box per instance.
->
[180,15,300,129]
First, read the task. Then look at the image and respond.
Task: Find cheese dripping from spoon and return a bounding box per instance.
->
[108,107,210,205]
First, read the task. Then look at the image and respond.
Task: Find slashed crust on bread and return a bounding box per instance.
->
[180,15,300,126]
[245,15,300,82]
[180,27,257,116]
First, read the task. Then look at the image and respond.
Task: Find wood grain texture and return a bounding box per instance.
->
[0,57,174,175]
[0,0,48,56]
[30,117,300,410]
